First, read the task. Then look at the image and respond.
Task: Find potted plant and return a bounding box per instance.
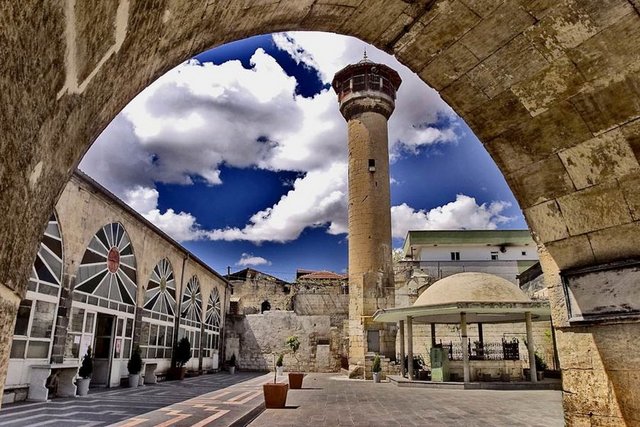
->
[286,336,304,389]
[372,354,382,383]
[127,346,143,388]
[263,352,288,408]
[228,354,237,375]
[535,353,547,381]
[276,354,284,376]
[171,337,192,380]
[77,347,92,396]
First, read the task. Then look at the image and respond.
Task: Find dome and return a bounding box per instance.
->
[414,272,531,307]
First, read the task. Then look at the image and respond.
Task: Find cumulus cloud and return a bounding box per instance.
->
[391,195,514,240]
[236,253,272,267]
[208,163,348,243]
[79,32,484,245]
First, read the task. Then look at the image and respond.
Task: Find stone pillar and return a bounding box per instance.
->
[398,320,405,377]
[0,284,21,406]
[50,274,76,363]
[333,58,401,369]
[461,312,470,383]
[525,312,537,383]
[406,317,413,380]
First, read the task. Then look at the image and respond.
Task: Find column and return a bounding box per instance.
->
[430,323,436,348]
[399,320,405,377]
[526,312,537,383]
[406,317,413,380]
[461,312,470,383]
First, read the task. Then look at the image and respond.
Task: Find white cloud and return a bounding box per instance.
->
[390,195,514,240]
[208,163,348,243]
[236,253,272,267]
[80,32,472,245]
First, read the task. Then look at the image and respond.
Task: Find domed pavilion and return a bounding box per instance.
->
[373,272,551,383]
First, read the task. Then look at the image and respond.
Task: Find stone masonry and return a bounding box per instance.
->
[2,1,640,423]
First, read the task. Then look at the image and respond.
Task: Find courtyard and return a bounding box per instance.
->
[0,373,563,426]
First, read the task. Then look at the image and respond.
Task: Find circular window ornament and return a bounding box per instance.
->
[107,247,120,273]
[159,277,167,292]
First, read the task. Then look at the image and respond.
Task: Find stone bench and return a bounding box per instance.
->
[141,361,158,385]
[28,363,79,401]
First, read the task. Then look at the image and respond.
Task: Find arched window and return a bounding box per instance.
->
[75,222,137,309]
[10,213,63,360]
[203,288,222,358]
[141,258,176,359]
[179,276,202,359]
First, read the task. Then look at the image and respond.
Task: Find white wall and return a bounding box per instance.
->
[418,244,538,262]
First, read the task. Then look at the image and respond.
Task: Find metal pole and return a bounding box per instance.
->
[526,312,537,383]
[461,312,470,383]
[399,320,405,377]
[406,317,414,380]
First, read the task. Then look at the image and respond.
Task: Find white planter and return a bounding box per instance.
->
[128,374,140,388]
[276,366,284,376]
[372,372,381,383]
[77,378,90,396]
[229,366,236,375]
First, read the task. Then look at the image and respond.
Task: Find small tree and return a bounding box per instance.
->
[535,353,548,372]
[128,346,143,375]
[228,353,236,367]
[372,354,381,373]
[286,336,301,372]
[276,354,284,367]
[174,337,192,368]
[78,347,93,379]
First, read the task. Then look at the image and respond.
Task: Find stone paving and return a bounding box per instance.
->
[0,372,564,426]
[250,374,564,427]
[0,372,265,427]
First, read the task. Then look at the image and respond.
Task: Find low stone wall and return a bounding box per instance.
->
[449,360,524,382]
[225,311,342,373]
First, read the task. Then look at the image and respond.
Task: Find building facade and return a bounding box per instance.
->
[3,172,228,403]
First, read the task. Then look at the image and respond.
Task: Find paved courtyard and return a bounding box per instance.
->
[0,373,563,426]
[250,374,564,427]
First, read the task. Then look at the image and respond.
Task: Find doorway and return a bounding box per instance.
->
[92,313,115,386]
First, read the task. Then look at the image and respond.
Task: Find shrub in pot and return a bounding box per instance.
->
[77,347,93,396]
[276,354,284,376]
[285,336,304,389]
[372,354,382,383]
[171,337,192,380]
[263,352,288,408]
[535,353,547,381]
[127,346,143,388]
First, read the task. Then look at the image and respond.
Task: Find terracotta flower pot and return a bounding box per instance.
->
[288,372,304,389]
[263,383,288,408]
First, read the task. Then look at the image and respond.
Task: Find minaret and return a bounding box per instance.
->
[332,54,402,370]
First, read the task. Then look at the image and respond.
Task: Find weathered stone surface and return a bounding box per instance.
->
[439,74,488,113]
[545,235,595,270]
[75,0,119,82]
[467,34,549,99]
[524,200,569,243]
[484,102,592,174]
[557,181,633,236]
[558,129,640,190]
[420,42,479,91]
[511,56,586,116]
[463,90,530,141]
[619,173,640,221]
[459,1,535,60]
[588,222,640,263]
[506,155,575,209]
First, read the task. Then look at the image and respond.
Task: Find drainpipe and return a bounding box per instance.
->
[171,253,189,368]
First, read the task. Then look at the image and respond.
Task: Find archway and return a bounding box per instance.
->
[1,2,640,423]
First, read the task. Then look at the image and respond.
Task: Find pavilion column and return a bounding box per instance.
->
[399,320,405,377]
[525,312,537,383]
[430,323,436,347]
[406,316,414,380]
[461,312,470,383]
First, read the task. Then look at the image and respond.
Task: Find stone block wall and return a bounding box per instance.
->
[225,311,342,373]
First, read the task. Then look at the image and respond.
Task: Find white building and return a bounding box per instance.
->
[401,230,539,284]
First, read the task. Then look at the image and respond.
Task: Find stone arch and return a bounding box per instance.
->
[0,2,639,422]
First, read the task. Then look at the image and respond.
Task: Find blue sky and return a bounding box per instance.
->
[80,32,526,282]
